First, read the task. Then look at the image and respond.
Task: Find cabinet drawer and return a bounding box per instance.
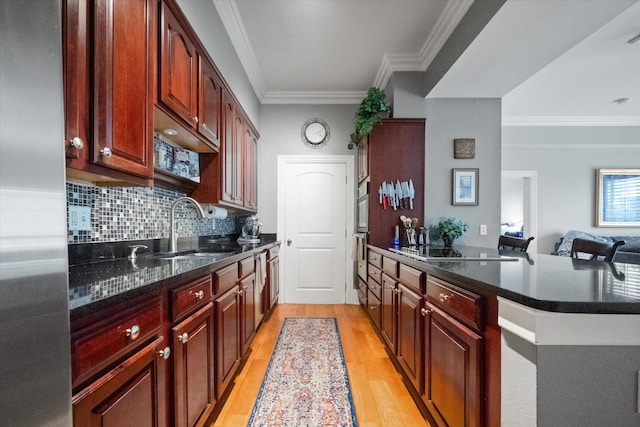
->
[382,257,398,277]
[368,277,382,301]
[358,277,368,295]
[367,290,381,330]
[427,276,482,331]
[238,257,255,278]
[357,289,367,307]
[214,263,239,295]
[399,263,425,294]
[357,260,367,280]
[171,275,213,322]
[368,263,382,285]
[268,244,280,260]
[71,297,162,388]
[368,250,382,268]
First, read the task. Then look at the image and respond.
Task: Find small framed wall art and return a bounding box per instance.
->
[454,138,475,159]
[452,168,479,205]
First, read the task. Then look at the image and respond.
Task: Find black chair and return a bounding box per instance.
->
[498,235,534,252]
[570,238,625,262]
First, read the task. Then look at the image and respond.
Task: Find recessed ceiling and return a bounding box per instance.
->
[215,0,640,124]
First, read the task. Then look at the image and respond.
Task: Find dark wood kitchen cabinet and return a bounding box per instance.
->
[158,1,221,151]
[170,275,215,427]
[380,272,398,353]
[397,284,424,393]
[422,276,483,427]
[267,244,281,311]
[214,284,241,399]
[367,119,425,248]
[244,126,259,211]
[73,336,168,427]
[357,137,369,183]
[239,256,257,354]
[64,0,156,186]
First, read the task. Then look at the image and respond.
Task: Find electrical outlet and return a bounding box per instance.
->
[69,206,91,231]
[480,224,487,236]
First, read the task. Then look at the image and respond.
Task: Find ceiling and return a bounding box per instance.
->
[214,0,640,124]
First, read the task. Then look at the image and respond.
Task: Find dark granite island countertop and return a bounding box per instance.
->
[68,236,279,320]
[376,244,640,314]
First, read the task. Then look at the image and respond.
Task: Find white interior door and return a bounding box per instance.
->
[279,157,352,304]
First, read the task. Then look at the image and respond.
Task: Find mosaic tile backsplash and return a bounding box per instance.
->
[66,182,244,244]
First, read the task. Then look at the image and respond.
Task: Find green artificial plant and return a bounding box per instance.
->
[433,217,469,247]
[349,87,391,148]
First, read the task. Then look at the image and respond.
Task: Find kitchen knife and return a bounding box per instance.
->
[381,181,387,209]
[389,182,396,210]
[408,179,415,210]
[401,181,410,210]
[396,180,403,209]
[378,184,383,204]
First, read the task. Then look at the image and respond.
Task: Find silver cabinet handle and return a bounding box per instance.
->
[201,123,207,129]
[194,290,204,300]
[287,239,292,246]
[125,325,140,340]
[100,147,112,158]
[158,346,171,360]
[237,288,244,295]
[69,136,84,149]
[192,116,199,124]
[178,332,189,343]
[439,293,451,302]
[421,308,432,317]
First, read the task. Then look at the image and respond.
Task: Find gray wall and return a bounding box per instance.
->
[177,0,260,127]
[390,72,503,247]
[257,104,358,232]
[502,126,640,254]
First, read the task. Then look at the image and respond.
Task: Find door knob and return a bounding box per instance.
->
[287,239,292,246]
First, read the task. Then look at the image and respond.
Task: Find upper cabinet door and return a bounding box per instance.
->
[198,56,222,149]
[91,0,156,179]
[160,2,198,127]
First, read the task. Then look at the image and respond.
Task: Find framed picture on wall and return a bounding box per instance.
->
[596,168,640,227]
[452,168,479,206]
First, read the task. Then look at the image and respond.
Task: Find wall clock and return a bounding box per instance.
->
[301,118,330,148]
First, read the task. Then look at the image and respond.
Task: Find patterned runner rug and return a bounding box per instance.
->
[248,317,358,427]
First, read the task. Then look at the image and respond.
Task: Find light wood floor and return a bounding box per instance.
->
[211,304,430,426]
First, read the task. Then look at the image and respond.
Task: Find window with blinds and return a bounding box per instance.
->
[596,169,640,226]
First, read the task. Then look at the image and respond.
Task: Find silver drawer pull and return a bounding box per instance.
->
[421,307,432,317]
[178,332,189,344]
[158,346,171,360]
[69,136,84,149]
[100,147,112,158]
[439,293,451,302]
[194,290,204,300]
[125,325,140,340]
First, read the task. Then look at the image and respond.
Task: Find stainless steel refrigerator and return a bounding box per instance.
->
[0,0,72,425]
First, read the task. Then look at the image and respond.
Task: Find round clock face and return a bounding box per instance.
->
[301,118,330,148]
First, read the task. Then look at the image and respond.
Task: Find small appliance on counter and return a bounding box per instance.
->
[237,215,262,243]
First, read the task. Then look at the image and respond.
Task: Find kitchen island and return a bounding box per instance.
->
[364,244,640,427]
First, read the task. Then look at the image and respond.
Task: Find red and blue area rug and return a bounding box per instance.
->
[247,317,358,426]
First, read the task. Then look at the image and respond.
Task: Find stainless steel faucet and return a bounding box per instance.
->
[169,197,206,253]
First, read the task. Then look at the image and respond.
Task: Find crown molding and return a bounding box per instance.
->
[502,116,640,127]
[373,0,473,89]
[213,0,267,100]
[261,91,367,105]
[217,0,473,104]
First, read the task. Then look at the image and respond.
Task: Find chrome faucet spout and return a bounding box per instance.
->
[169,197,206,253]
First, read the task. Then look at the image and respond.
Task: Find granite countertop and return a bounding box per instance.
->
[68,236,278,320]
[377,245,640,314]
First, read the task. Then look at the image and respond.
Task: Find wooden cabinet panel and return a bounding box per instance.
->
[239,257,255,278]
[171,275,212,322]
[427,276,482,332]
[399,263,425,294]
[72,337,167,427]
[172,303,215,427]
[366,291,381,330]
[368,263,382,285]
[367,276,382,301]
[367,250,382,268]
[381,273,397,353]
[64,0,155,185]
[213,262,238,295]
[214,285,241,399]
[232,114,245,204]
[240,272,256,353]
[382,257,398,278]
[160,1,197,126]
[268,256,280,309]
[397,284,423,393]
[221,92,236,204]
[243,126,258,211]
[198,56,222,148]
[71,297,162,388]
[423,303,482,427]
[357,137,369,183]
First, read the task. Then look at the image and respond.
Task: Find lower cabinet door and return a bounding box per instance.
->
[172,303,215,427]
[72,337,167,427]
[423,303,482,427]
[381,273,397,353]
[214,285,241,399]
[240,272,256,354]
[397,284,423,393]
